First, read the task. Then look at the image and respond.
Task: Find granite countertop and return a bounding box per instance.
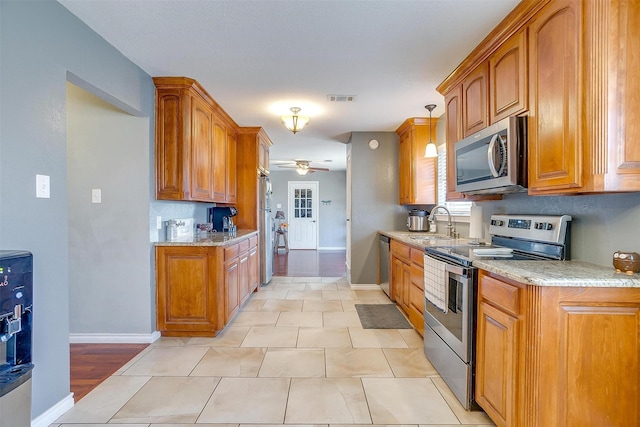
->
[154,230,258,246]
[379,230,465,249]
[380,230,640,288]
[473,259,640,288]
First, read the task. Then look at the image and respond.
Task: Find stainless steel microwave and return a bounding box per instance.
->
[454,116,527,195]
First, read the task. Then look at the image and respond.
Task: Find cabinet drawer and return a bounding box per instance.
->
[410,248,425,267]
[480,274,521,316]
[238,238,250,253]
[224,243,239,260]
[249,235,258,248]
[391,240,411,260]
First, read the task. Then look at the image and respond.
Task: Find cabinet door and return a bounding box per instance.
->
[600,0,640,191]
[226,127,237,203]
[248,244,259,293]
[225,260,240,323]
[156,90,185,200]
[238,252,250,305]
[156,247,217,333]
[536,286,640,427]
[398,129,412,204]
[258,137,270,175]
[489,30,528,123]
[190,95,215,201]
[444,86,465,201]
[475,300,519,427]
[212,120,227,202]
[409,264,425,335]
[528,0,582,193]
[462,63,489,137]
[391,257,410,312]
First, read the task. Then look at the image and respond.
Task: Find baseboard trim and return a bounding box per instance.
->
[349,284,381,290]
[69,331,161,344]
[318,246,347,250]
[31,392,74,427]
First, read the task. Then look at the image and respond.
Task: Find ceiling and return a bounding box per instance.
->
[59,0,519,172]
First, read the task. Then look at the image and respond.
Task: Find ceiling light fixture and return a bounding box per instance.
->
[296,161,310,175]
[281,107,310,134]
[424,104,438,158]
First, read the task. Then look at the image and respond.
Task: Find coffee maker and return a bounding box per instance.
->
[209,206,238,232]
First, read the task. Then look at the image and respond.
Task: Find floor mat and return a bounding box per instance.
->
[355,304,412,329]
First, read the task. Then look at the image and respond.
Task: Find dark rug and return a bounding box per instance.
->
[355,304,412,329]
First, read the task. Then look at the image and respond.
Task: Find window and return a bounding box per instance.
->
[437,144,472,214]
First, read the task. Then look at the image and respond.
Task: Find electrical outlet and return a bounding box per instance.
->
[36,175,50,198]
[91,189,102,204]
[156,216,162,230]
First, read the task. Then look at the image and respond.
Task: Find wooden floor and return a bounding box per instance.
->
[273,249,346,277]
[70,250,345,402]
[70,343,148,402]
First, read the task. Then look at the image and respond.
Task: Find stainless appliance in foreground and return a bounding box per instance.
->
[423,214,572,409]
[259,176,274,285]
[378,234,390,297]
[0,251,34,427]
[455,116,527,195]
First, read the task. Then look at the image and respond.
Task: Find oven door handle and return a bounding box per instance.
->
[445,262,467,277]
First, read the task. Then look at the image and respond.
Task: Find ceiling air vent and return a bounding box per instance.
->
[327,94,356,102]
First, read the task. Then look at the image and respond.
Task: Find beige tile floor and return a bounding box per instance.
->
[51,276,495,427]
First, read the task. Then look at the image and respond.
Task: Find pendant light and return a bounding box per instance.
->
[281,107,310,134]
[424,104,438,158]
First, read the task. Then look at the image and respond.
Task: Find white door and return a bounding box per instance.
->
[287,181,318,249]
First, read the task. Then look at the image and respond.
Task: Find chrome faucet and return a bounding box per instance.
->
[429,205,456,237]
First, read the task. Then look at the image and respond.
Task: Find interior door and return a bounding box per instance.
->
[287,181,318,249]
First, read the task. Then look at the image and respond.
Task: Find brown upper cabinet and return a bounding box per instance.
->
[438,0,640,196]
[529,0,640,194]
[235,127,272,230]
[462,63,489,137]
[396,118,437,205]
[154,77,238,203]
[489,29,528,123]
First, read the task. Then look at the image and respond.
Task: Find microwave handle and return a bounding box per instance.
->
[487,134,506,177]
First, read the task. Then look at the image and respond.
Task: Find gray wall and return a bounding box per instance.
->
[269,170,347,249]
[348,132,407,284]
[0,0,194,419]
[67,83,151,335]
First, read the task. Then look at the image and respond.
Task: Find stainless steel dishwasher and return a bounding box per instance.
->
[378,234,390,297]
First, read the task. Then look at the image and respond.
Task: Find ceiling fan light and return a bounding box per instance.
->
[281,107,310,134]
[296,167,309,176]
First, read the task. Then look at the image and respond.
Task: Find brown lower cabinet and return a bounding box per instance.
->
[156,234,259,336]
[390,239,424,335]
[476,269,640,427]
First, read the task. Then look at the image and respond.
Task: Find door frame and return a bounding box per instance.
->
[287,180,319,249]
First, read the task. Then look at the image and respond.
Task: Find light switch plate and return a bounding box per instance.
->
[36,174,50,198]
[156,216,162,230]
[91,189,102,204]
[276,203,282,208]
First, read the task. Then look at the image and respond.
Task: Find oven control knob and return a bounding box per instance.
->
[491,219,504,227]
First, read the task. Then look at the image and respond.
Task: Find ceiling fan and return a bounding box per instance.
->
[273,160,330,175]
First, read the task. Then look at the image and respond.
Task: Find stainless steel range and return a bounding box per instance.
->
[423,214,572,410]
